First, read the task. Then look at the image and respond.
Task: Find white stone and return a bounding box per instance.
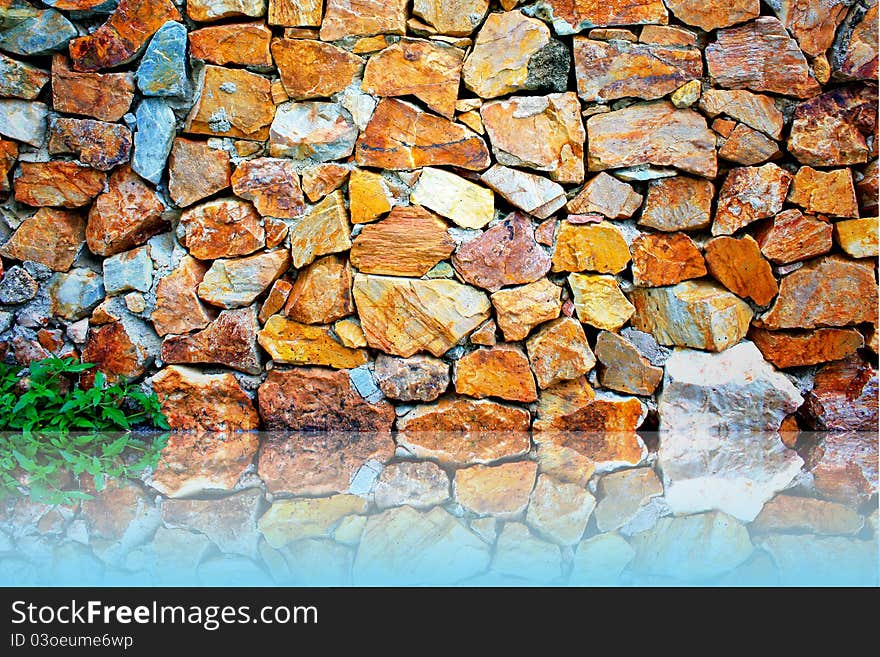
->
[759,534,878,586]
[491,522,563,583]
[410,167,495,229]
[481,165,566,219]
[525,474,596,545]
[0,99,48,147]
[569,533,635,585]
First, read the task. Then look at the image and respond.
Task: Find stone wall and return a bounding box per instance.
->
[0,0,878,434]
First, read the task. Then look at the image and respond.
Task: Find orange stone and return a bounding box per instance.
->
[348,168,393,224]
[551,222,631,274]
[231,157,305,218]
[47,117,133,172]
[630,232,706,288]
[788,166,859,218]
[704,235,778,306]
[14,161,106,208]
[349,206,454,277]
[355,98,491,171]
[189,22,273,67]
[259,279,293,324]
[490,278,563,342]
[639,175,713,232]
[454,344,538,403]
[301,164,349,202]
[68,0,182,72]
[81,321,149,382]
[167,138,231,208]
[749,327,865,368]
[152,432,260,498]
[320,0,407,41]
[160,306,262,375]
[0,208,84,271]
[834,218,879,259]
[526,317,597,389]
[269,0,323,27]
[186,0,267,22]
[257,315,368,368]
[288,190,352,269]
[0,139,16,194]
[717,123,782,166]
[412,0,489,36]
[151,256,215,337]
[397,397,530,441]
[51,55,134,122]
[664,0,759,31]
[152,365,260,432]
[567,172,642,219]
[271,39,363,101]
[85,166,166,257]
[769,0,851,57]
[753,209,833,264]
[713,163,792,236]
[185,65,275,141]
[180,198,265,260]
[454,461,537,518]
[526,0,669,32]
[363,38,464,119]
[284,255,354,325]
[698,89,784,140]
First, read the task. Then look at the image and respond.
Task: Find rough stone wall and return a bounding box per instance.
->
[0,0,878,434]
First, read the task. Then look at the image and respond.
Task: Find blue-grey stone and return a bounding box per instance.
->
[0,4,77,56]
[103,246,154,295]
[349,366,384,403]
[0,99,48,147]
[47,268,105,321]
[0,265,38,305]
[133,98,176,185]
[136,21,188,98]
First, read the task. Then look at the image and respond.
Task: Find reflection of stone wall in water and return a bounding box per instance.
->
[0,0,878,585]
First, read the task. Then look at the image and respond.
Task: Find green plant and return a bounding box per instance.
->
[0,356,170,504]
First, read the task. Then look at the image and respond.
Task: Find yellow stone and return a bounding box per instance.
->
[288,190,352,268]
[568,273,635,331]
[552,222,632,273]
[671,80,701,108]
[334,318,368,348]
[834,218,878,259]
[349,169,393,224]
[258,495,368,548]
[490,278,563,341]
[257,315,368,368]
[410,167,494,229]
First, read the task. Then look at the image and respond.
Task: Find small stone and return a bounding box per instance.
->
[333,317,367,349]
[69,0,181,71]
[167,138,231,208]
[524,0,669,34]
[320,0,407,41]
[568,272,634,332]
[753,495,864,536]
[639,176,713,232]
[802,431,878,504]
[705,235,778,306]
[587,102,716,178]
[0,266,38,305]
[479,166,565,219]
[834,218,879,258]
[288,190,351,268]
[152,365,259,431]
[161,306,261,375]
[85,166,166,257]
[573,37,702,103]
[831,0,877,80]
[713,163,793,236]
[754,209,833,264]
[268,0,322,27]
[364,39,463,119]
[348,168,392,225]
[356,98,490,171]
[13,162,104,209]
[706,17,821,98]
[102,246,152,294]
[567,172,642,219]
[552,222,630,274]
[452,213,551,292]
[0,4,76,57]
[151,256,214,337]
[0,138,16,193]
[526,474,595,545]
[594,467,663,533]
[257,367,395,432]
[301,164,349,203]
[788,167,859,218]
[749,327,864,369]
[257,315,366,368]
[0,99,47,147]
[50,55,133,123]
[802,355,879,432]
[0,208,84,272]
[373,353,449,402]
[352,506,490,585]
[630,232,706,288]
[350,206,454,277]
[188,22,273,67]
[47,268,105,320]
[373,462,450,510]
[630,280,753,351]
[272,39,362,101]
[258,279,292,324]
[491,278,562,341]
[759,256,878,330]
[462,11,568,99]
[185,0,266,22]
[353,274,491,358]
[698,89,784,139]
[47,117,132,171]
[136,21,186,97]
[671,80,701,108]
[526,317,596,389]
[284,255,353,325]
[269,101,356,164]
[259,495,367,548]
[454,344,537,403]
[595,331,663,396]
[230,158,304,219]
[718,123,782,165]
[454,461,537,518]
[630,512,753,581]
[185,65,274,141]
[198,249,291,309]
[481,92,585,183]
[132,98,175,185]
[787,83,877,167]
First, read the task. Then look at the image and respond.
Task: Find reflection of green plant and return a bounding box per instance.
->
[0,357,170,505]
